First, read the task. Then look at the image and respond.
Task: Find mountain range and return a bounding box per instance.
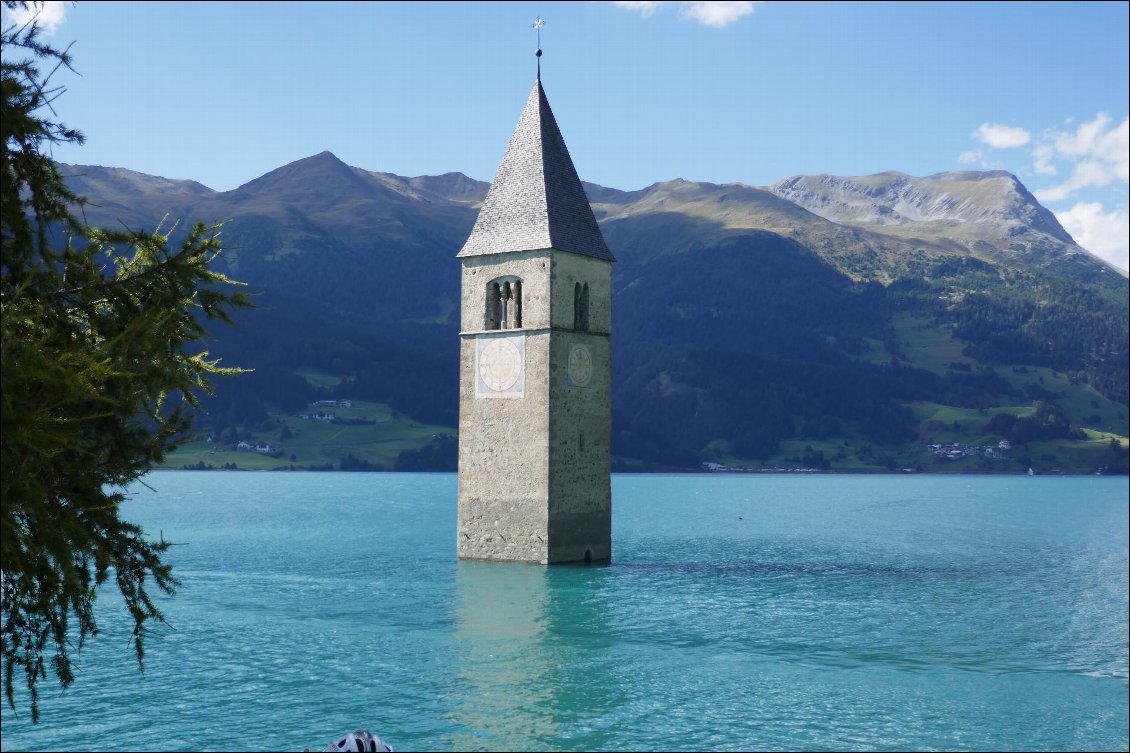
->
[61,154,1129,473]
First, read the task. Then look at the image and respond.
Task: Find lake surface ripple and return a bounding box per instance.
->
[2,473,1127,751]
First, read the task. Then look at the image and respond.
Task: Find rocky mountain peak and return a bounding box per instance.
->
[770,171,1058,230]
[769,169,1077,255]
[229,151,359,196]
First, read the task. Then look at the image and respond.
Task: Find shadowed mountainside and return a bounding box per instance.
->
[61,155,1129,472]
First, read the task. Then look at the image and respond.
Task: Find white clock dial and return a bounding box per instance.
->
[478,338,523,392]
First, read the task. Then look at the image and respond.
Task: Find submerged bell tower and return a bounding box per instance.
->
[456,49,614,564]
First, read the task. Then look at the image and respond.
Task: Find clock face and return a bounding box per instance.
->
[568,343,593,387]
[477,337,524,395]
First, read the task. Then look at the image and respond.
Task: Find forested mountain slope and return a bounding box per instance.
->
[61,156,1128,473]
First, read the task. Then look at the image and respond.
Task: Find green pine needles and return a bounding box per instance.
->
[1,3,250,722]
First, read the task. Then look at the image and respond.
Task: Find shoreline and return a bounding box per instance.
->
[151,466,1127,477]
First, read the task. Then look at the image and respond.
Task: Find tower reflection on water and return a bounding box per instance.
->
[447,561,625,750]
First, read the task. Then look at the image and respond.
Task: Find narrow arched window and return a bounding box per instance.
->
[573,282,582,330]
[485,282,501,330]
[580,283,590,331]
[485,276,523,331]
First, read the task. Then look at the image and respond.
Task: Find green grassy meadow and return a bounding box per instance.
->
[168,352,1127,475]
[165,398,454,471]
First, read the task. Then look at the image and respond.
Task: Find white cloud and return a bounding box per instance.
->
[679,2,757,27]
[1055,202,1130,274]
[5,1,68,35]
[613,1,758,27]
[1032,115,1129,202]
[958,149,983,165]
[1035,159,1116,203]
[1054,113,1114,158]
[1032,143,1057,176]
[973,123,1031,149]
[613,1,665,17]
[1106,118,1129,182]
[958,146,985,163]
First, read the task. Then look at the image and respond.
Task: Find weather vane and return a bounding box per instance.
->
[533,17,544,80]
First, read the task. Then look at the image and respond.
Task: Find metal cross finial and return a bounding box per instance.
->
[533,17,544,80]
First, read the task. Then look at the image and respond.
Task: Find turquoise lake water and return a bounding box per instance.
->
[1,472,1127,752]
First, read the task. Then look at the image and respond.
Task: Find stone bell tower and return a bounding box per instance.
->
[456,74,614,564]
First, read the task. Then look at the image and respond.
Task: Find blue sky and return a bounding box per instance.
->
[6,1,1129,271]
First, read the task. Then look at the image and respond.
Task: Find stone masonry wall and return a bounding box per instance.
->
[457,249,612,564]
[458,252,552,563]
[548,253,612,562]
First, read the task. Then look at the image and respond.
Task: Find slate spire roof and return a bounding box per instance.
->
[458,80,615,261]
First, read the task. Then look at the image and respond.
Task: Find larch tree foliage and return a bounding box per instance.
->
[1,2,250,721]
